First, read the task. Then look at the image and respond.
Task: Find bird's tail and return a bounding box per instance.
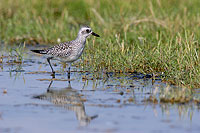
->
[31,50,47,54]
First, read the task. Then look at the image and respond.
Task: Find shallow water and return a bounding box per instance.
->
[0,46,200,133]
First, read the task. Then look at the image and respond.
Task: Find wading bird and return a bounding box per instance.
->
[31,26,100,78]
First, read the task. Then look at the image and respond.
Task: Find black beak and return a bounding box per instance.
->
[91,32,100,37]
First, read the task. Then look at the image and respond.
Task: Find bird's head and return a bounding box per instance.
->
[78,26,100,38]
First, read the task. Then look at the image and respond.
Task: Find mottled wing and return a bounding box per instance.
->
[46,41,73,57]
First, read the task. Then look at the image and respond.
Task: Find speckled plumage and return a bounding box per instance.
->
[31,26,100,77]
[44,39,85,63]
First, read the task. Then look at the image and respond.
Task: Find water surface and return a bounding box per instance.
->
[0,46,200,133]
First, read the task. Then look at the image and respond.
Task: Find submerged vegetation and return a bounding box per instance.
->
[0,0,200,88]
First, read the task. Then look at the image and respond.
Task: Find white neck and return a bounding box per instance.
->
[76,34,86,43]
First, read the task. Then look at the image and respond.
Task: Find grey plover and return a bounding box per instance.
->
[31,26,100,78]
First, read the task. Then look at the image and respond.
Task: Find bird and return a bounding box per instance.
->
[31,26,100,78]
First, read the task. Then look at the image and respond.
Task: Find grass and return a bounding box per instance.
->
[0,0,200,88]
[144,85,200,104]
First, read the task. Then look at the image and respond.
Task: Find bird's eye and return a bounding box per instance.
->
[86,29,90,33]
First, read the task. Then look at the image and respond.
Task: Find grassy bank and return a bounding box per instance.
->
[0,0,200,88]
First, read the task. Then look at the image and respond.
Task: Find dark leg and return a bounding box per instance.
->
[47,80,53,92]
[67,79,71,86]
[47,57,55,78]
[67,63,71,79]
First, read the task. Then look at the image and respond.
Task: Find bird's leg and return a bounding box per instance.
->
[67,63,71,79]
[47,57,55,78]
[47,80,53,92]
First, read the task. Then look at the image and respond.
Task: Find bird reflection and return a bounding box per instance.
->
[34,78,98,126]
